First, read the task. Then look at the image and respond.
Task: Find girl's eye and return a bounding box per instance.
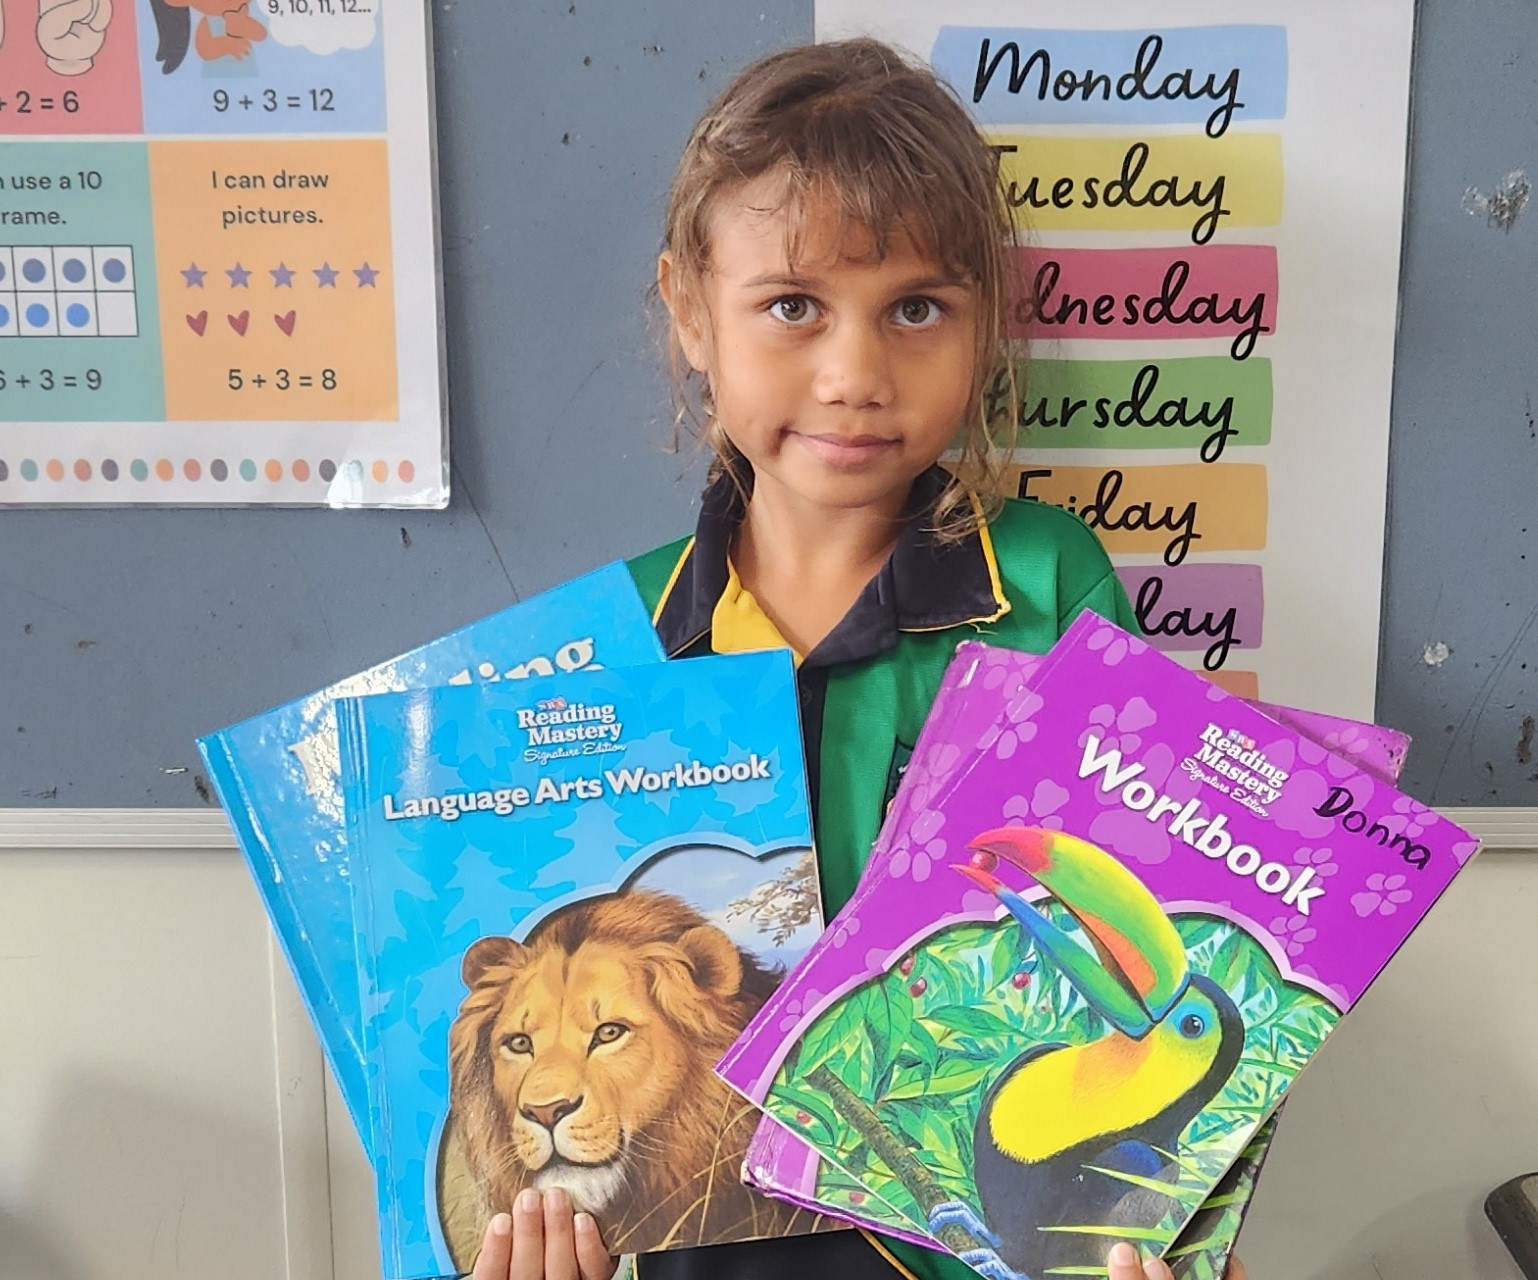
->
[895,297,942,328]
[501,1032,533,1056]
[589,1021,629,1051]
[768,296,818,325]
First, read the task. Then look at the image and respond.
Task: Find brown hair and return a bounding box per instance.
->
[660,37,1021,537]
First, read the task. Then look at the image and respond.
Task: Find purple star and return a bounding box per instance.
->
[181,263,206,287]
[314,262,339,288]
[354,262,380,287]
[226,263,251,288]
[270,263,295,287]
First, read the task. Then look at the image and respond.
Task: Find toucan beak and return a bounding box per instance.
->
[960,826,1190,1035]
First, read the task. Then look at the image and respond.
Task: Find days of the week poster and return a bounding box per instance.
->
[818,0,1415,720]
[0,0,446,507]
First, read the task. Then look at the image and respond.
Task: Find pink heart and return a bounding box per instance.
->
[228,311,249,336]
[275,310,296,336]
[186,311,208,336]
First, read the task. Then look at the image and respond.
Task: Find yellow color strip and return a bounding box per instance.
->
[990,132,1283,240]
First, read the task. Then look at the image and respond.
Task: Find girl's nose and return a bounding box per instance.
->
[813,321,895,409]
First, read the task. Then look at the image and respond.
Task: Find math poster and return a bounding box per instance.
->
[819,0,1414,719]
[0,0,446,507]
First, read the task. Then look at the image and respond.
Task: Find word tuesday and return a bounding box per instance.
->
[994,140,1235,247]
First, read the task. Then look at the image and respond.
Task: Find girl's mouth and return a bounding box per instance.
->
[790,431,899,465]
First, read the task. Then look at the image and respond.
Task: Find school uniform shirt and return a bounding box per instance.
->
[626,464,1139,1280]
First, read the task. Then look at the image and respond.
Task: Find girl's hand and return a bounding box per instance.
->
[1107,1241,1252,1280]
[471,1188,618,1280]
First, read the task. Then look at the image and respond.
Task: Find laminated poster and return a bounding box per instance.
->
[816,0,1416,719]
[0,0,445,506]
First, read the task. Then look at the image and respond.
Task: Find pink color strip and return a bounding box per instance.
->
[1009,245,1279,354]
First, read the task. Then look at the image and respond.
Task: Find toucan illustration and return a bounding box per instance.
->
[932,825,1245,1280]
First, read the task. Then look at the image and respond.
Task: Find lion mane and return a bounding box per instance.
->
[437,888,820,1264]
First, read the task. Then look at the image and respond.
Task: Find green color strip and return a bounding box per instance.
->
[1004,356,1272,461]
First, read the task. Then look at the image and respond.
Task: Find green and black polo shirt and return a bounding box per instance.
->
[627,464,1138,1280]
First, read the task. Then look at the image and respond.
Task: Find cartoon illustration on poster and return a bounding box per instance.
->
[0,0,445,507]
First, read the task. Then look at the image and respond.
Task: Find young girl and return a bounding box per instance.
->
[469,36,1249,1280]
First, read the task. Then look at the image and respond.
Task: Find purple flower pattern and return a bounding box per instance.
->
[1088,625,1148,665]
[1293,845,1338,880]
[1352,873,1414,918]
[1268,913,1318,957]
[1323,725,1371,759]
[1391,794,1435,840]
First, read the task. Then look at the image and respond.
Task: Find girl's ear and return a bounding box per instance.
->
[657,251,710,374]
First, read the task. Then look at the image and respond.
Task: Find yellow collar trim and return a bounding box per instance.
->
[860,1229,926,1279]
[710,558,803,666]
[650,536,696,628]
[896,492,1011,634]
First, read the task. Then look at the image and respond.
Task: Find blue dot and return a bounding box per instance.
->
[62,258,87,284]
[66,303,90,328]
[102,257,127,284]
[0,305,9,328]
[26,303,50,327]
[21,257,46,284]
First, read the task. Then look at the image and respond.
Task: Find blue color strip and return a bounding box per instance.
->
[931,25,1288,135]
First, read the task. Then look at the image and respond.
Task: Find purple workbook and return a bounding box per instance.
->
[740,646,1413,1274]
[720,615,1476,1280]
[740,647,1412,1274]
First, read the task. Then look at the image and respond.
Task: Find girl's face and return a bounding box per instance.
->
[663,174,980,521]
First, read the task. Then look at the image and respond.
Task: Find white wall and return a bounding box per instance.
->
[0,813,334,1280]
[1,812,1534,1280]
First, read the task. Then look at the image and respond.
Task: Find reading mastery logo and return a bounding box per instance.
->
[1193,724,1289,807]
[516,696,623,748]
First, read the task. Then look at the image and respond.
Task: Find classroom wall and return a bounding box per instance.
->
[1,0,1536,808]
[3,4,1537,1280]
[3,827,1532,1280]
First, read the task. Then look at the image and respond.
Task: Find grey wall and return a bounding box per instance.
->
[0,0,1532,808]
[1377,0,1538,803]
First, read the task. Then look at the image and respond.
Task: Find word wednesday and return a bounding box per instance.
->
[972,33,1247,139]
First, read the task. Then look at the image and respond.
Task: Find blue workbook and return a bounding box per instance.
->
[197,563,665,1154]
[336,651,831,1279]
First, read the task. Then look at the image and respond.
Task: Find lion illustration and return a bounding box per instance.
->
[437,888,826,1265]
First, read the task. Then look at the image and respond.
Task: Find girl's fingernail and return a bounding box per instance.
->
[1144,1262,1167,1280]
[545,1187,570,1212]
[518,1189,540,1214]
[491,1213,512,1237]
[1109,1242,1138,1269]
[575,1212,595,1235]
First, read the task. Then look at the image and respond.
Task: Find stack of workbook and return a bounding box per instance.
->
[199,565,835,1277]
[201,571,1472,1280]
[718,616,1477,1280]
